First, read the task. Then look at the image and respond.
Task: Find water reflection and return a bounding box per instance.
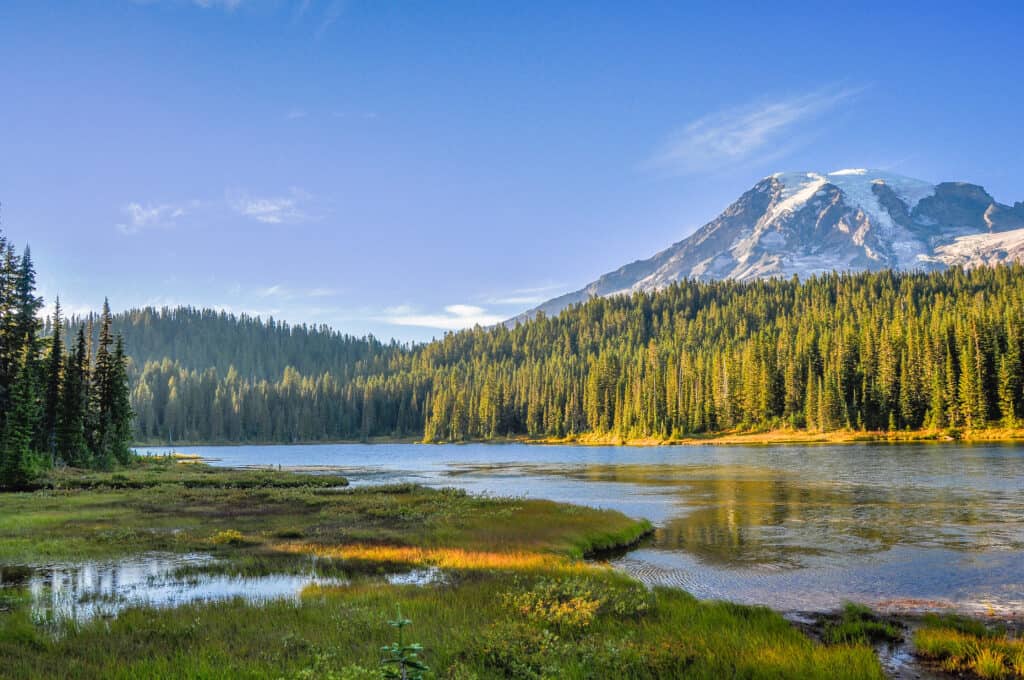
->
[1,553,342,624]
[136,442,1024,614]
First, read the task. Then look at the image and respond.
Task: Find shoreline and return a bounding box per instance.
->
[133,426,1024,449]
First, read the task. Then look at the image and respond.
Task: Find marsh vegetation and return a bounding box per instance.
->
[0,459,899,679]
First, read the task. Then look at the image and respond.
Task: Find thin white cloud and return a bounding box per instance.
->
[257,285,285,298]
[116,202,189,235]
[485,283,567,306]
[286,108,308,120]
[229,187,312,224]
[380,304,504,330]
[648,85,865,175]
[315,0,347,39]
[255,284,340,300]
[192,0,243,10]
[38,298,95,322]
[332,110,379,121]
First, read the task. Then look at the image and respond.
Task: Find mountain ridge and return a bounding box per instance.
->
[517,169,1024,322]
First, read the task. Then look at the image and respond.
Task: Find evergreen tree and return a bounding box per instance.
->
[56,327,91,467]
[1,348,41,489]
[109,335,134,465]
[39,298,64,462]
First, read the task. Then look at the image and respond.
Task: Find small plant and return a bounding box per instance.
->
[211,529,246,545]
[822,602,902,645]
[380,606,429,680]
[913,614,1023,678]
[972,647,1009,680]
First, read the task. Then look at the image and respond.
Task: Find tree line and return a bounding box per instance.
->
[114,265,1024,444]
[0,229,133,489]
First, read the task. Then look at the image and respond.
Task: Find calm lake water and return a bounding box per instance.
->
[139,442,1024,616]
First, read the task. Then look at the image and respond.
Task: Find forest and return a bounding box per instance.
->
[89,265,1024,444]
[0,229,133,489]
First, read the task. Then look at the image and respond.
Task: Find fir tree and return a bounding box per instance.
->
[56,327,91,467]
[1,348,41,489]
[109,335,135,465]
[40,298,64,462]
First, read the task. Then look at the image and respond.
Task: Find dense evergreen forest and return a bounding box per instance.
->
[108,265,1024,444]
[0,230,133,489]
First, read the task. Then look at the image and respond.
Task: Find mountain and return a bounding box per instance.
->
[521,169,1024,320]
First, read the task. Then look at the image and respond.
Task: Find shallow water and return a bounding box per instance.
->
[0,553,343,624]
[137,441,1024,616]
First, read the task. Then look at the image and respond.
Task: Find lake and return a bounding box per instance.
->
[140,441,1024,616]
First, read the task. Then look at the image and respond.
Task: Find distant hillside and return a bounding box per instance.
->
[101,266,1024,445]
[55,306,411,381]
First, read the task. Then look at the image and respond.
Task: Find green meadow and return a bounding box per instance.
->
[1,459,891,679]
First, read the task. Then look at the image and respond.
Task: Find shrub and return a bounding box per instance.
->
[972,647,1009,679]
[211,529,247,545]
[822,602,902,645]
[502,576,652,633]
[478,621,565,679]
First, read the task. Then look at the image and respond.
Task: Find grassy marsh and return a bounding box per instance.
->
[0,460,893,678]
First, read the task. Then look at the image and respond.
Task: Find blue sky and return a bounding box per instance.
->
[3,1,1022,341]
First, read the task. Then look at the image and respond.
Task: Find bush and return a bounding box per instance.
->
[211,529,247,545]
[502,575,652,633]
[822,602,902,645]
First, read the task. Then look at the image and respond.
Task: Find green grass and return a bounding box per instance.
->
[1,574,886,679]
[821,602,903,646]
[0,461,887,679]
[913,613,1024,679]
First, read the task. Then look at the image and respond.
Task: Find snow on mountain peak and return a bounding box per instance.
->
[514,169,1024,324]
[764,169,937,252]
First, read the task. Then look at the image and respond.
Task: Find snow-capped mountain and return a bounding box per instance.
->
[521,169,1024,320]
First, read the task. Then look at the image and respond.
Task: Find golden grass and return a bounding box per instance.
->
[915,623,1024,678]
[508,425,1024,447]
[275,541,598,573]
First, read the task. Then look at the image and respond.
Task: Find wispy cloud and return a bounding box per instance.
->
[332,110,379,121]
[285,108,308,120]
[117,187,319,234]
[254,284,341,299]
[484,283,567,306]
[116,201,190,235]
[647,85,865,175]
[192,0,243,10]
[229,187,312,224]
[315,0,347,39]
[380,304,504,330]
[39,297,95,322]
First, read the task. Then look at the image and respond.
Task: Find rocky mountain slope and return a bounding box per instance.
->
[521,169,1024,320]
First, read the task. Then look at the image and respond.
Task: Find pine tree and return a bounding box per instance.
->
[39,298,64,462]
[109,335,135,464]
[57,327,91,467]
[14,246,43,354]
[1,348,41,489]
[997,355,1020,427]
[90,299,115,465]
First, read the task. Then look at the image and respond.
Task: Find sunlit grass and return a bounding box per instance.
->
[277,541,590,572]
[2,574,886,679]
[913,613,1024,678]
[0,461,886,678]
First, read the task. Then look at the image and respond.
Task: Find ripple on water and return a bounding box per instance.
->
[137,442,1024,618]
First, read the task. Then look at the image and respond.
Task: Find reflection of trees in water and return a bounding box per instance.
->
[532,462,1022,567]
[653,476,843,567]
[649,473,999,567]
